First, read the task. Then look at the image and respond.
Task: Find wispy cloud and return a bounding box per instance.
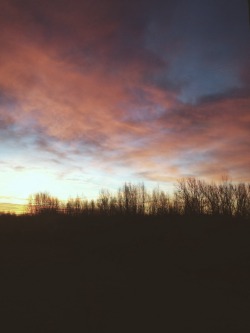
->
[0,0,250,204]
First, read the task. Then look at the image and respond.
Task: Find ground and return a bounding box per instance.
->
[0,215,250,332]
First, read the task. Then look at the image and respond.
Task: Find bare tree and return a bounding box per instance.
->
[97,190,112,215]
[26,179,250,219]
[27,192,60,215]
[176,178,206,215]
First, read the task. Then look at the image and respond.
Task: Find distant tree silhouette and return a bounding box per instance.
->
[176,178,206,215]
[97,190,112,215]
[117,183,147,216]
[148,187,171,216]
[26,179,250,219]
[234,183,250,217]
[27,192,60,215]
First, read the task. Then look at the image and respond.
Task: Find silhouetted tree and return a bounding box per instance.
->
[26,179,250,219]
[116,183,147,216]
[148,187,171,216]
[65,196,85,216]
[27,192,60,215]
[176,178,206,215]
[97,190,112,215]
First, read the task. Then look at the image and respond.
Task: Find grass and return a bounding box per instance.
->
[0,214,250,332]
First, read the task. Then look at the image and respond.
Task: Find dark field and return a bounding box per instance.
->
[0,215,250,332]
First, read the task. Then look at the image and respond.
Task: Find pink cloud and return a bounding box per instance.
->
[0,0,250,188]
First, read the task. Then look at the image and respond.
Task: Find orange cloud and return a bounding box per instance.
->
[0,0,250,202]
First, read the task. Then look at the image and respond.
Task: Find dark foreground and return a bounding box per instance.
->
[0,215,250,332]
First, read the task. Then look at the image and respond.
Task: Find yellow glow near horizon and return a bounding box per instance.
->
[1,169,68,207]
[1,167,98,208]
[6,171,55,200]
[0,203,25,215]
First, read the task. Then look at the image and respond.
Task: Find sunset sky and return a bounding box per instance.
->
[1,0,250,213]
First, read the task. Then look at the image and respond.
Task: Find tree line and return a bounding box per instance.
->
[26,178,250,219]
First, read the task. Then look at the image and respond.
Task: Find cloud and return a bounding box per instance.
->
[0,113,15,130]
[0,0,250,202]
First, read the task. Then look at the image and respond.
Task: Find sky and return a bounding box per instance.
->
[0,0,250,212]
